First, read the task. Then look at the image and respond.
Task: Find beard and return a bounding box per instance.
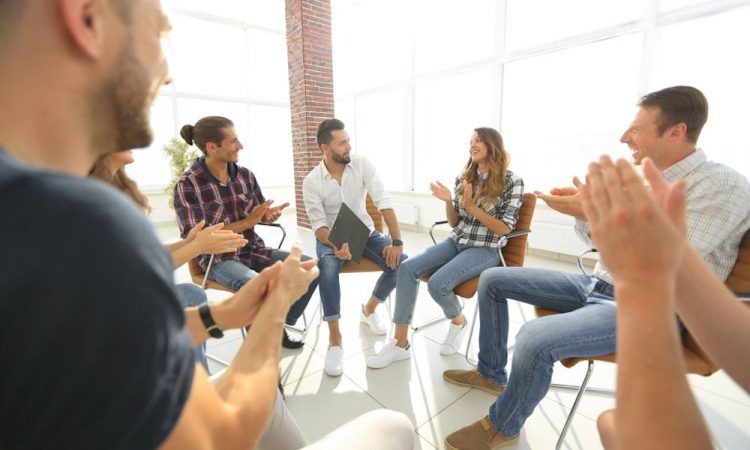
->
[331,151,351,165]
[89,35,155,156]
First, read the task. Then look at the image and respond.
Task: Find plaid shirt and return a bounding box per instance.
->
[576,149,750,285]
[450,170,525,248]
[174,157,270,271]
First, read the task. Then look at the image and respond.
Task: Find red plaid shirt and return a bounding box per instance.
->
[174,157,271,271]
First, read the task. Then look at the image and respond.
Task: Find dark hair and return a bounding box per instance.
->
[316,118,345,150]
[638,86,708,144]
[180,116,234,155]
[457,127,510,210]
[89,155,152,213]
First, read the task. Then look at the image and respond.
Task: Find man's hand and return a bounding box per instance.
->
[247,200,273,228]
[268,244,320,309]
[580,156,688,289]
[534,177,586,220]
[333,242,352,261]
[383,245,403,269]
[192,222,248,255]
[430,181,452,203]
[213,263,283,330]
[262,201,289,223]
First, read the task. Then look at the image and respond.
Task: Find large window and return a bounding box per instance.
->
[128,1,292,189]
[332,0,750,194]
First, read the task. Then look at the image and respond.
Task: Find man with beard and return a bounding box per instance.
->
[174,115,319,350]
[441,86,750,449]
[302,118,407,377]
[0,1,412,449]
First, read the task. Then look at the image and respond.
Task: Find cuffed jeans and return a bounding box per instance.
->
[208,249,319,326]
[316,231,407,321]
[392,238,500,324]
[476,267,618,437]
[175,283,209,370]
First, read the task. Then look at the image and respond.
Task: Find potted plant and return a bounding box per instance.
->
[162,137,200,207]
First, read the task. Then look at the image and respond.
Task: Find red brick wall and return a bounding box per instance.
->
[285,0,334,228]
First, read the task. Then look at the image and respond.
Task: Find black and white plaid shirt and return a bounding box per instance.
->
[450,170,525,248]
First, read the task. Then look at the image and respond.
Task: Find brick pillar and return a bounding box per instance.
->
[286,0,334,228]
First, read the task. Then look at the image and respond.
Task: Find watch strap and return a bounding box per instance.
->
[198,302,224,339]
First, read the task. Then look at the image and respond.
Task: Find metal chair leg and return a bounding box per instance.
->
[555,360,594,450]
[207,353,231,368]
[411,299,465,332]
[464,302,480,366]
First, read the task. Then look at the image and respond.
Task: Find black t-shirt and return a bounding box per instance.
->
[0,149,195,449]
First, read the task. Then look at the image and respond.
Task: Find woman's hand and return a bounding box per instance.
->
[430,181,452,202]
[192,222,248,255]
[460,180,476,210]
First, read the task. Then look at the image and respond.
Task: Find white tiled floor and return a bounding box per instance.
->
[162,215,750,449]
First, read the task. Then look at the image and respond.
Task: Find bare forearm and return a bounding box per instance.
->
[221,218,251,234]
[213,291,289,440]
[675,246,750,389]
[380,208,401,240]
[170,240,201,269]
[615,282,711,450]
[315,227,332,247]
[467,204,511,236]
[444,201,459,227]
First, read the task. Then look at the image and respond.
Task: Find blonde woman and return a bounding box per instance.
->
[368,128,524,368]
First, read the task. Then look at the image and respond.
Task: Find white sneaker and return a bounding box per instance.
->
[440,322,468,355]
[367,339,411,369]
[324,346,344,377]
[360,305,388,335]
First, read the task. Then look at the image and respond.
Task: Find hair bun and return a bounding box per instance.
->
[180,124,195,145]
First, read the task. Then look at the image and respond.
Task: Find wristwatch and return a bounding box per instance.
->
[392,239,404,247]
[198,302,224,339]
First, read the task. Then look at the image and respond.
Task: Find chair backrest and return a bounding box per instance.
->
[684,229,750,373]
[365,194,383,233]
[501,193,537,268]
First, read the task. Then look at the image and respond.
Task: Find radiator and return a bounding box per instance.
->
[527,221,591,257]
[393,202,420,225]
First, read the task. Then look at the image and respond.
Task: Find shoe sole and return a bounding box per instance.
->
[445,435,519,450]
[360,318,387,336]
[366,354,410,369]
[443,373,503,396]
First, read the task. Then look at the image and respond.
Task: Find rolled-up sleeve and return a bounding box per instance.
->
[574,219,596,248]
[302,174,329,232]
[361,157,393,211]
[491,175,524,230]
[174,177,204,239]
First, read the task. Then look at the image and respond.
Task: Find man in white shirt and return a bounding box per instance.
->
[303,118,407,377]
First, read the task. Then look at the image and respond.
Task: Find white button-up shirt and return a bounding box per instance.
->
[302,155,393,233]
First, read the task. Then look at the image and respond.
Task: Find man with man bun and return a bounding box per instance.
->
[176,116,319,349]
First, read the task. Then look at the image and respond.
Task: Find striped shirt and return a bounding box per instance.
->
[576,149,750,285]
[450,170,525,248]
[174,157,270,271]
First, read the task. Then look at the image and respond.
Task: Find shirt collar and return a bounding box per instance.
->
[662,148,706,183]
[191,156,238,184]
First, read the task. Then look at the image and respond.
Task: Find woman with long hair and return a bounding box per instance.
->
[367,127,524,368]
[90,150,247,369]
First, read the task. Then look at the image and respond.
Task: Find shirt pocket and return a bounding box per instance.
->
[203,200,226,225]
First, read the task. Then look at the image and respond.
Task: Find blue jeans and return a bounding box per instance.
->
[393,239,500,324]
[476,267,618,436]
[175,283,209,370]
[208,250,319,326]
[316,231,407,321]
